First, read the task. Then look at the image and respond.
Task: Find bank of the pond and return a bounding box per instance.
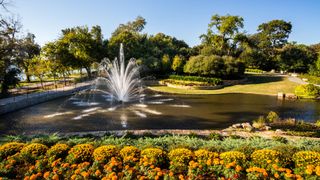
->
[149,75,298,96]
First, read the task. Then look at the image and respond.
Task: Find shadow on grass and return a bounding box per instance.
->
[241,74,284,85]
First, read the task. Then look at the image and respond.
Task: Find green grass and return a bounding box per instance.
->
[149,74,298,95]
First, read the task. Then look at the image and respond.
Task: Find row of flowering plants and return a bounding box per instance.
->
[0,142,320,179]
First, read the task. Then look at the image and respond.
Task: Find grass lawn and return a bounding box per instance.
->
[149,74,299,96]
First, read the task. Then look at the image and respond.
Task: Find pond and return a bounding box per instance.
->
[0,90,319,135]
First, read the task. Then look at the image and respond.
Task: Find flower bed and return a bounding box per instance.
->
[1,142,320,179]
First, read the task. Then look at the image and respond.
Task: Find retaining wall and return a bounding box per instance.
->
[0,83,91,115]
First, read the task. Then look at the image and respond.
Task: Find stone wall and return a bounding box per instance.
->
[0,84,90,115]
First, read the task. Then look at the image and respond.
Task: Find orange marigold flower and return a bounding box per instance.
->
[274,173,279,179]
[29,174,37,180]
[179,174,184,180]
[81,171,89,178]
[95,170,101,176]
[169,171,174,177]
[23,176,29,180]
[43,171,50,179]
[71,174,77,180]
[236,165,242,172]
[52,174,59,180]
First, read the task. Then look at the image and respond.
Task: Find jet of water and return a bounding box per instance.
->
[97,44,142,102]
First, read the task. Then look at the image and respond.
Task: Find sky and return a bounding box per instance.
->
[5,0,320,47]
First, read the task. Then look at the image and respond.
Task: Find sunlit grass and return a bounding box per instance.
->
[149,75,298,95]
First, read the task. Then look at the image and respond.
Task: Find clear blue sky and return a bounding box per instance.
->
[9,0,320,47]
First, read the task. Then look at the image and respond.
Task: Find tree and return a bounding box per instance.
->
[277,43,317,72]
[16,33,40,82]
[161,54,171,73]
[171,55,184,74]
[0,16,22,97]
[28,55,49,89]
[200,14,244,56]
[60,26,104,78]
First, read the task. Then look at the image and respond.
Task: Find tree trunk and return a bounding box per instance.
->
[26,73,31,83]
[85,66,92,79]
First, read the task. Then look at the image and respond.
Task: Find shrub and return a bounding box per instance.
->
[251,149,283,168]
[46,143,69,160]
[140,148,166,167]
[295,84,320,98]
[245,68,265,74]
[234,145,256,158]
[66,144,94,163]
[184,55,245,78]
[272,145,299,166]
[0,142,25,160]
[272,136,288,143]
[194,149,218,162]
[208,132,223,140]
[266,111,280,123]
[20,143,48,162]
[93,145,118,163]
[220,151,246,165]
[168,148,194,174]
[120,146,140,161]
[293,151,320,167]
[168,75,222,85]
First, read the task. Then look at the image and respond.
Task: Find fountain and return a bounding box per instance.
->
[96,43,142,103]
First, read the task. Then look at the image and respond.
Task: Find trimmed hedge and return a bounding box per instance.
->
[168,75,223,85]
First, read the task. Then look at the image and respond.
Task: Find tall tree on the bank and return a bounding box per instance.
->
[200,14,244,56]
[0,16,22,97]
[256,19,292,70]
[108,16,147,60]
[16,33,40,82]
[60,25,104,78]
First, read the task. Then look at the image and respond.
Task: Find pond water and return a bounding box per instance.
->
[0,90,319,135]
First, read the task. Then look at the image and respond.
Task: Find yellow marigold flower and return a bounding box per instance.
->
[305,168,313,175]
[267,160,272,163]
[157,171,163,176]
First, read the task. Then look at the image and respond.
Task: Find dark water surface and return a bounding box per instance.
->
[0,91,319,135]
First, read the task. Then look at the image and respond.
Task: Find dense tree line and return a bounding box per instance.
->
[1,2,320,97]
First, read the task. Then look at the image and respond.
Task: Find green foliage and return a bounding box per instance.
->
[171,55,184,73]
[184,55,245,78]
[168,75,222,85]
[245,68,265,74]
[272,136,288,144]
[266,111,280,123]
[161,54,171,73]
[277,43,317,72]
[66,144,94,163]
[295,84,320,98]
[0,142,25,160]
